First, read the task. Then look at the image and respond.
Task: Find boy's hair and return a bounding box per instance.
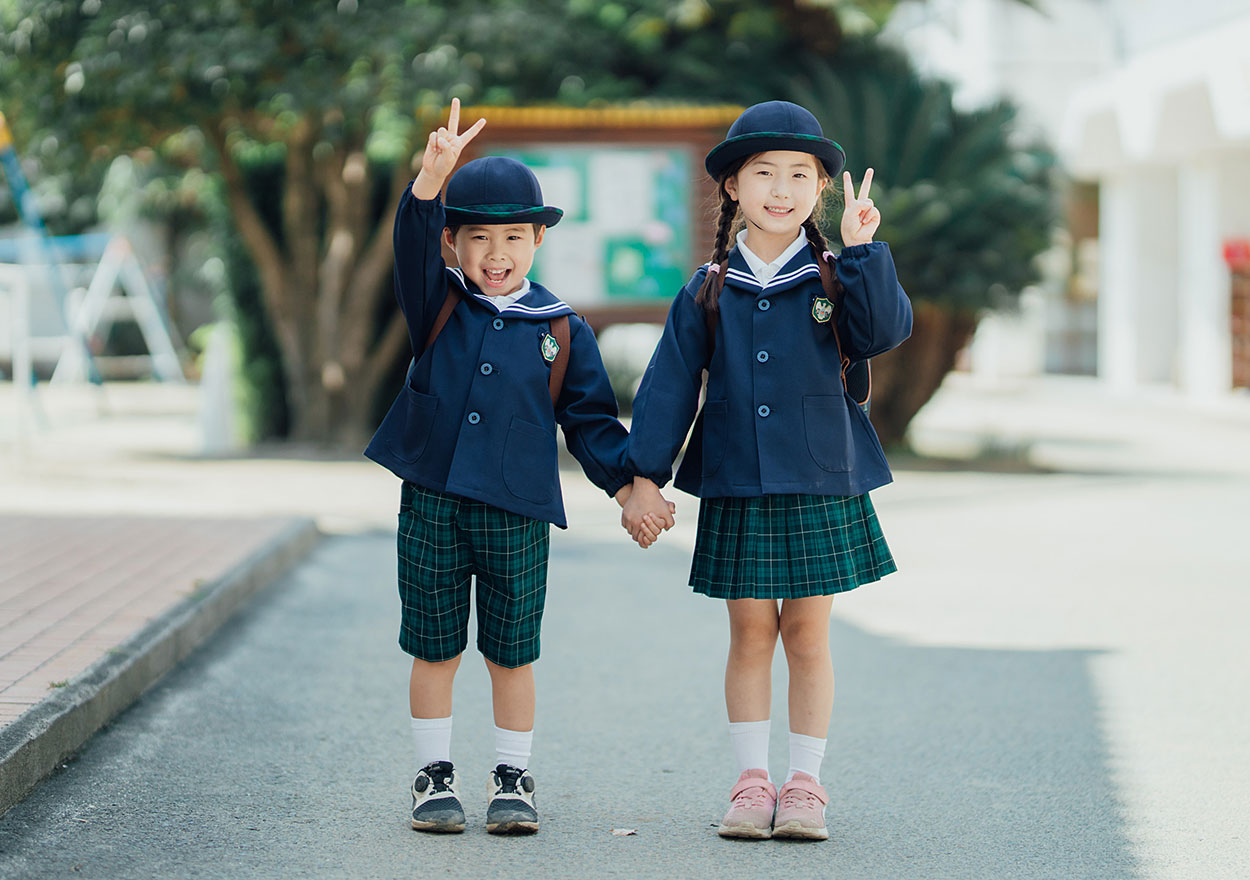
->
[695,153,837,314]
[446,223,545,238]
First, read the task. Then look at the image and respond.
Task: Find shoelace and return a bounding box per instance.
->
[422,762,455,794]
[494,766,523,795]
[732,785,774,809]
[779,787,821,809]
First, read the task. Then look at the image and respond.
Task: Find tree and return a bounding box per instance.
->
[1,0,864,444]
[784,41,1057,444]
[3,1,1050,446]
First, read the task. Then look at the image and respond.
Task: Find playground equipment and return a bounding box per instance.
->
[0,110,184,439]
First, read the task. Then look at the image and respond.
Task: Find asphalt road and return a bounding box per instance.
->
[2,456,1246,878]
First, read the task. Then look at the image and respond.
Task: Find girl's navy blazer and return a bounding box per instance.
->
[628,241,912,498]
[365,188,630,528]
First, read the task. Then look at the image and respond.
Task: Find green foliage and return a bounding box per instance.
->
[786,40,1058,312]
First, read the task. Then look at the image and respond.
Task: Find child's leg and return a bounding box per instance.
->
[778,595,836,735]
[409,655,461,769]
[778,595,836,782]
[725,598,781,722]
[484,659,534,731]
[719,598,782,837]
[410,655,462,717]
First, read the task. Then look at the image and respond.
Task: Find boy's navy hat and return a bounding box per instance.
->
[705,101,846,179]
[444,156,563,228]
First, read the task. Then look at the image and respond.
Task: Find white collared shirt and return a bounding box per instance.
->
[474,278,531,311]
[736,229,809,286]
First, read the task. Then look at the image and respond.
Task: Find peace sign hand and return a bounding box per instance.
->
[841,168,881,246]
[412,98,487,198]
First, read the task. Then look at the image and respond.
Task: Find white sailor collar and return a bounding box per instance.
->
[720,240,821,295]
[736,229,808,285]
[447,268,576,319]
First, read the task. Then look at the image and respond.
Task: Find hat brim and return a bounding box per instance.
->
[444,204,563,228]
[704,133,846,179]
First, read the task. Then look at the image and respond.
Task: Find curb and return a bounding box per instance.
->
[0,517,322,817]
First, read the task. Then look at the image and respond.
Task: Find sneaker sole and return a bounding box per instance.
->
[486,820,539,835]
[411,818,466,833]
[718,822,772,840]
[771,820,828,840]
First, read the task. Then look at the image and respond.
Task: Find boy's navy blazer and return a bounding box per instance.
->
[628,240,912,498]
[365,187,629,528]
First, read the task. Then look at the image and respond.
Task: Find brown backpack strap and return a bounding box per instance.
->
[815,247,871,409]
[424,282,460,351]
[814,248,854,394]
[547,315,571,408]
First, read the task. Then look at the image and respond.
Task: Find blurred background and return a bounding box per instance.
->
[2,3,1249,873]
[1,0,1247,457]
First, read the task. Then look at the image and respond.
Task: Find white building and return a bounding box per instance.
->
[885,0,1250,397]
[1059,2,1250,399]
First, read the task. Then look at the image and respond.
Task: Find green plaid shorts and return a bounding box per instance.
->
[689,493,896,600]
[397,482,550,668]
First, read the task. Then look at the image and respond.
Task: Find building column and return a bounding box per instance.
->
[1176,160,1232,398]
[1098,174,1141,389]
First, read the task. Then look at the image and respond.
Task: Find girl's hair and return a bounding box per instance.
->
[695,153,835,313]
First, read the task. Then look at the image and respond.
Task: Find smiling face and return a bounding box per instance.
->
[724,150,827,259]
[444,223,545,295]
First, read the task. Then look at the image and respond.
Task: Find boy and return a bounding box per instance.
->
[366,101,653,834]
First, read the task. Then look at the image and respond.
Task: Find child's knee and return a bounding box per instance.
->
[779,617,830,660]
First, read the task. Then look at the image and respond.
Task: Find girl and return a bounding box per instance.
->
[622,100,912,840]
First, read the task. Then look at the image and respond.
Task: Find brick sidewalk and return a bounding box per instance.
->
[0,515,294,729]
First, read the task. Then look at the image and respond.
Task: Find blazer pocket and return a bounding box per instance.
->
[700,399,728,477]
[390,387,439,463]
[803,395,854,473]
[502,417,556,505]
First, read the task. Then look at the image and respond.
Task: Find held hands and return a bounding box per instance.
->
[617,477,676,549]
[411,98,486,199]
[840,168,880,247]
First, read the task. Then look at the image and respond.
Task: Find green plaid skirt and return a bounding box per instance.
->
[689,493,896,600]
[397,482,549,668]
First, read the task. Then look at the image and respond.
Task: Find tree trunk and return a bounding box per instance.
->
[867,302,979,448]
[210,119,414,448]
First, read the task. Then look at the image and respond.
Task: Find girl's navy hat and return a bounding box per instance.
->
[704,101,846,179]
[444,156,563,228]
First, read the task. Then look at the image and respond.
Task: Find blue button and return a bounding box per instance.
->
[467,412,480,424]
[757,405,770,418]
[756,351,769,363]
[480,363,493,375]
[492,318,504,330]
[758,299,770,311]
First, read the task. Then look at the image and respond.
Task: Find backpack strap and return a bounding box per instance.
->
[424,282,460,351]
[814,248,871,411]
[547,315,570,408]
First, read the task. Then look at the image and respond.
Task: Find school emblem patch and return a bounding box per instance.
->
[541,333,560,363]
[811,297,834,323]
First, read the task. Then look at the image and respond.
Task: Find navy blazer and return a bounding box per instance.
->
[365,188,630,527]
[628,241,912,498]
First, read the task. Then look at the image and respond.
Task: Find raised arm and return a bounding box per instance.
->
[393,99,487,352]
[835,169,913,358]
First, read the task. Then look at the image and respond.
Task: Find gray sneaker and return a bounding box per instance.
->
[410,761,465,833]
[485,764,538,834]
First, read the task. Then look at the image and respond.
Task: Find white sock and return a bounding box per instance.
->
[495,725,533,770]
[728,719,771,779]
[410,715,452,770]
[787,731,826,783]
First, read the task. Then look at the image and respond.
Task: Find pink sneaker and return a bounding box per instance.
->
[772,772,829,840]
[717,769,777,839]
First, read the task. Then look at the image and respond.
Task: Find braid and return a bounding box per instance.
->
[803,216,845,297]
[695,183,739,313]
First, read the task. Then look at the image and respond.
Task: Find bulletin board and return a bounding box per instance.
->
[495,146,693,306]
